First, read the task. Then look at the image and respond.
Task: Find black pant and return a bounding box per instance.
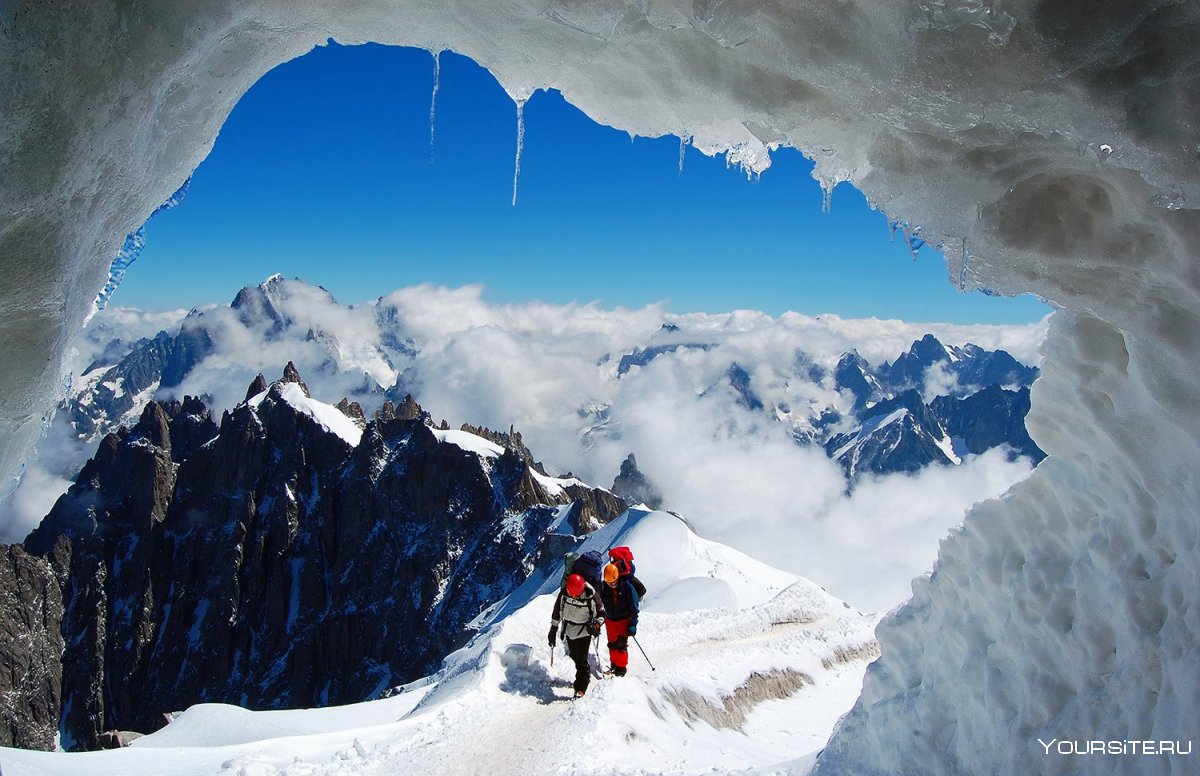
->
[566,635,591,693]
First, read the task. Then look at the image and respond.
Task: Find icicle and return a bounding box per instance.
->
[820,180,833,214]
[512,98,525,206]
[678,135,687,177]
[886,219,926,258]
[93,177,191,312]
[429,51,440,162]
[958,238,970,291]
[903,225,925,260]
[94,227,145,311]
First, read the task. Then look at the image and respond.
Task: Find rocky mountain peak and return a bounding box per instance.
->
[7,378,635,751]
[395,393,423,421]
[611,453,663,510]
[376,394,431,424]
[244,373,269,401]
[131,401,172,453]
[281,361,310,396]
[335,398,367,427]
[834,350,879,412]
[911,333,949,361]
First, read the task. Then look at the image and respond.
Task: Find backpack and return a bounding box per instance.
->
[608,546,647,598]
[608,546,635,577]
[564,549,605,590]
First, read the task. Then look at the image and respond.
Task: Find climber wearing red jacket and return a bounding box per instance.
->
[599,562,640,676]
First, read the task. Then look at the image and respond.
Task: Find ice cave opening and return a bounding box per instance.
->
[41,38,1048,618]
[2,3,1197,774]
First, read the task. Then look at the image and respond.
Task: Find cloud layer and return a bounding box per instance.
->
[3,281,1047,610]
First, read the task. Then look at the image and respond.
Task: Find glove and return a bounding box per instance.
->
[587,620,601,637]
[628,623,637,636]
[548,624,557,647]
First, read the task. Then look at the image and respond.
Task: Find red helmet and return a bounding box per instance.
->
[565,573,586,597]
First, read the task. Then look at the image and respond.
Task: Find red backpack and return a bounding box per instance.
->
[608,546,635,577]
[608,546,647,597]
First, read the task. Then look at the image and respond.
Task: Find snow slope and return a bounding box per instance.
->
[0,509,879,776]
[248,382,364,447]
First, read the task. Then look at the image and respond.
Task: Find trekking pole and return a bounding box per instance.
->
[631,635,656,671]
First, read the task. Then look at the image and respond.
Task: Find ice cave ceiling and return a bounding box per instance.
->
[2,2,1198,773]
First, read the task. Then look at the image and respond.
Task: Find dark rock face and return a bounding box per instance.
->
[932,385,1044,462]
[0,542,65,750]
[727,363,764,411]
[245,373,269,401]
[827,390,955,478]
[877,334,1039,397]
[819,336,1043,479]
[70,326,214,438]
[826,384,1045,480]
[616,343,713,376]
[611,453,664,510]
[882,333,951,390]
[950,345,1039,392]
[15,368,626,751]
[834,351,880,413]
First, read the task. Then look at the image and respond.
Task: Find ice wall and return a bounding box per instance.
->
[1,1,1197,772]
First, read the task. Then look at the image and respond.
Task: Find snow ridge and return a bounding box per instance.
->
[1,510,879,776]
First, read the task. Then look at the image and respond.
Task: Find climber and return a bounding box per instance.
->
[599,562,640,677]
[549,572,603,698]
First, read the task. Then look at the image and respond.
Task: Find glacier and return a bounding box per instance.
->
[1,1,1198,773]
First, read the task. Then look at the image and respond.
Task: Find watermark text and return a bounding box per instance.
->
[1038,739,1193,756]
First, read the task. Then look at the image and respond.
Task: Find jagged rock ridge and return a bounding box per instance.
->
[11,366,628,751]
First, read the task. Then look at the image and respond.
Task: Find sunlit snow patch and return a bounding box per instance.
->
[247,382,363,447]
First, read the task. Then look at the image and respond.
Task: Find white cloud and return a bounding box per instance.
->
[12,280,1045,613]
[0,462,73,544]
[922,361,962,402]
[776,448,1035,613]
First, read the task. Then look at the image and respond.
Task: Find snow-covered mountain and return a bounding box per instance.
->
[65,275,398,440]
[11,365,626,751]
[824,384,1042,480]
[54,277,1042,495]
[826,390,959,479]
[1,507,880,775]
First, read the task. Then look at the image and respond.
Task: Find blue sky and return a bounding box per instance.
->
[120,42,1049,324]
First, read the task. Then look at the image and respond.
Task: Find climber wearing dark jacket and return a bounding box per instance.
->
[599,562,640,676]
[549,573,604,698]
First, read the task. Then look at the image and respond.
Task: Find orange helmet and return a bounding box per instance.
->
[603,563,620,584]
[565,573,586,597]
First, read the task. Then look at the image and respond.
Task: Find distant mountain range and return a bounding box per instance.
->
[822,336,1041,478]
[59,276,1044,493]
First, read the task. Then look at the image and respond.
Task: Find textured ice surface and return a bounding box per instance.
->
[91,177,190,315]
[2,2,1198,772]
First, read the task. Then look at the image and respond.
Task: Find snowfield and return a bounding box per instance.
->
[0,510,879,776]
